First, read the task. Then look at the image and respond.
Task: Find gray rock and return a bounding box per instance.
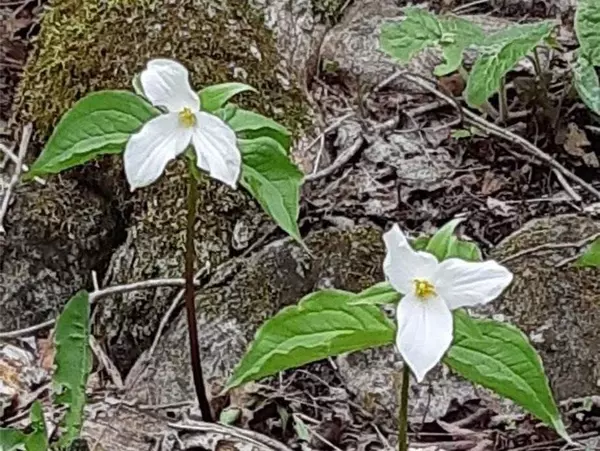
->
[127,226,384,404]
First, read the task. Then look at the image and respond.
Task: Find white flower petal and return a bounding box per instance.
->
[383,224,439,294]
[141,59,200,112]
[396,292,453,382]
[434,258,513,309]
[124,113,192,190]
[192,111,241,188]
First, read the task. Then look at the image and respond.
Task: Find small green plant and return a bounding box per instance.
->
[0,292,91,450]
[228,220,569,451]
[25,58,304,424]
[381,3,600,118]
[572,0,600,115]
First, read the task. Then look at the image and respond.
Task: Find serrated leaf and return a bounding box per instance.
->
[436,16,485,76]
[227,108,291,152]
[576,237,600,267]
[575,0,600,65]
[239,137,303,245]
[24,402,47,451]
[28,91,158,178]
[572,54,600,115]
[226,290,395,389]
[380,7,442,62]
[199,83,257,113]
[445,310,568,440]
[0,429,26,451]
[54,291,92,448]
[466,21,554,106]
[348,282,400,306]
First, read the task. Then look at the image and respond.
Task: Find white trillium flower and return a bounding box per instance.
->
[124,59,241,190]
[383,224,513,382]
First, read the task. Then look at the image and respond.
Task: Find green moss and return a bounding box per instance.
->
[15,0,309,141]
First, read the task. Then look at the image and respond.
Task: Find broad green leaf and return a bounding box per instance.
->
[576,237,600,267]
[28,91,158,178]
[24,402,48,451]
[54,291,92,448]
[381,9,483,76]
[572,54,600,115]
[348,282,400,306]
[426,218,464,260]
[239,137,303,245]
[466,21,554,106]
[380,8,442,62]
[0,429,26,451]
[436,16,485,76]
[227,290,395,389]
[445,310,567,440]
[575,0,600,65]
[199,83,257,113]
[447,238,482,262]
[228,108,291,151]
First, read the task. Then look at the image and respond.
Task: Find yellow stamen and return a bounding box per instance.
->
[179,107,196,128]
[414,279,436,299]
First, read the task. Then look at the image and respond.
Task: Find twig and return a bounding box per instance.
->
[552,169,582,202]
[169,420,294,451]
[400,73,600,201]
[452,0,490,13]
[0,278,201,339]
[499,232,600,264]
[0,141,45,186]
[89,335,124,389]
[304,136,364,183]
[0,123,32,233]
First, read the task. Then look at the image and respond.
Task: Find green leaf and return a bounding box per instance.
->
[239,137,303,245]
[24,402,48,451]
[572,54,600,115]
[199,82,257,113]
[381,9,483,76]
[380,8,442,62]
[436,16,485,76]
[447,238,482,262]
[28,91,158,178]
[227,290,395,389]
[54,291,92,448]
[348,282,401,306]
[575,0,600,65]
[576,237,600,267]
[445,310,568,440]
[466,21,554,106]
[0,429,26,451]
[451,129,472,139]
[227,108,291,151]
[425,218,464,260]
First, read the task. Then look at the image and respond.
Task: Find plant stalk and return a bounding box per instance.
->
[184,172,213,422]
[398,365,410,451]
[499,77,508,124]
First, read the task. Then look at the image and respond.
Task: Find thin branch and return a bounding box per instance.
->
[0,123,32,233]
[499,232,600,264]
[0,278,202,340]
[400,72,600,201]
[169,421,294,451]
[304,136,364,183]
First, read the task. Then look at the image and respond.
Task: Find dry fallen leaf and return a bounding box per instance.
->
[563,123,590,158]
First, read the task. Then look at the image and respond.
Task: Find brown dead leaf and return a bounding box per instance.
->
[438,73,465,97]
[481,171,507,195]
[563,123,590,158]
[486,197,514,217]
[37,337,55,372]
[583,152,599,168]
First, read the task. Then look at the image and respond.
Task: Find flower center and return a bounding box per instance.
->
[178,107,196,128]
[414,278,436,299]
